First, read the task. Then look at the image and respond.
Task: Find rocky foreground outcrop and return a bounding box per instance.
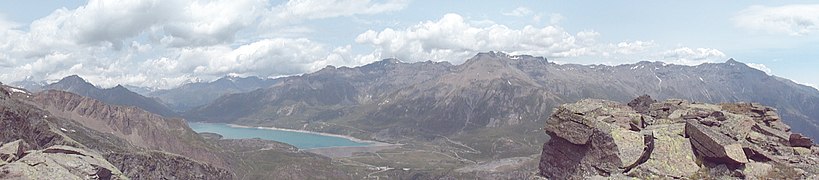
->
[539,95,819,179]
[0,140,128,179]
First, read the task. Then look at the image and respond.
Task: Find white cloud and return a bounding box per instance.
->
[660,47,727,65]
[132,38,365,88]
[0,14,18,31]
[262,0,409,27]
[161,0,268,47]
[22,0,184,48]
[548,13,564,24]
[612,40,655,55]
[0,0,403,89]
[503,7,533,17]
[355,13,599,63]
[734,4,819,36]
[747,63,772,75]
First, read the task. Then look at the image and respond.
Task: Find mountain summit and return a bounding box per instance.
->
[42,75,177,117]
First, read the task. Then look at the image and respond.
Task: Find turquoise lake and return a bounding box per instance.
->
[188,122,372,149]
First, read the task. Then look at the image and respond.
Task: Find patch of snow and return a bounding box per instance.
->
[510,56,521,60]
[654,73,663,86]
[8,88,30,95]
[379,99,390,106]
[506,80,512,85]
[699,77,704,82]
[370,166,394,171]
[60,128,68,132]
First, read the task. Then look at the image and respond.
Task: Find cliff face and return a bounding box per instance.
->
[31,90,227,168]
[538,95,818,179]
[0,85,232,179]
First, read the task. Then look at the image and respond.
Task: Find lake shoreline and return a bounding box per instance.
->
[195,122,398,147]
[225,124,375,144]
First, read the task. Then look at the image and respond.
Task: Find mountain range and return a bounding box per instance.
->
[149,75,277,112]
[187,52,819,142]
[9,74,278,116]
[2,52,817,179]
[37,75,178,117]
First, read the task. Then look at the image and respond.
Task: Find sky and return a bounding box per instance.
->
[0,0,817,90]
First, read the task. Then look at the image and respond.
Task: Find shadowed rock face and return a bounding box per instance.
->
[539,96,819,179]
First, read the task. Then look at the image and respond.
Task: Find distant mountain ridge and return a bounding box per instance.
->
[149,75,277,112]
[187,52,819,143]
[41,75,178,117]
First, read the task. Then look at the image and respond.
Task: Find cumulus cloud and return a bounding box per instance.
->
[548,13,564,24]
[161,0,268,47]
[747,63,772,75]
[660,47,727,65]
[612,40,655,55]
[503,7,533,17]
[0,1,749,89]
[262,0,409,27]
[0,14,18,31]
[355,13,599,63]
[734,4,819,36]
[0,0,401,89]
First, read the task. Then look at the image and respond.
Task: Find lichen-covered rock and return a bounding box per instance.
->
[538,96,819,179]
[0,140,29,163]
[539,99,647,179]
[628,124,699,178]
[743,162,773,179]
[685,120,749,165]
[0,145,128,180]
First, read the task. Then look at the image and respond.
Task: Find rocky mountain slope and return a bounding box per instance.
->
[539,96,817,179]
[185,52,819,162]
[0,84,232,179]
[41,75,177,117]
[149,75,277,112]
[31,90,227,168]
[186,58,454,126]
